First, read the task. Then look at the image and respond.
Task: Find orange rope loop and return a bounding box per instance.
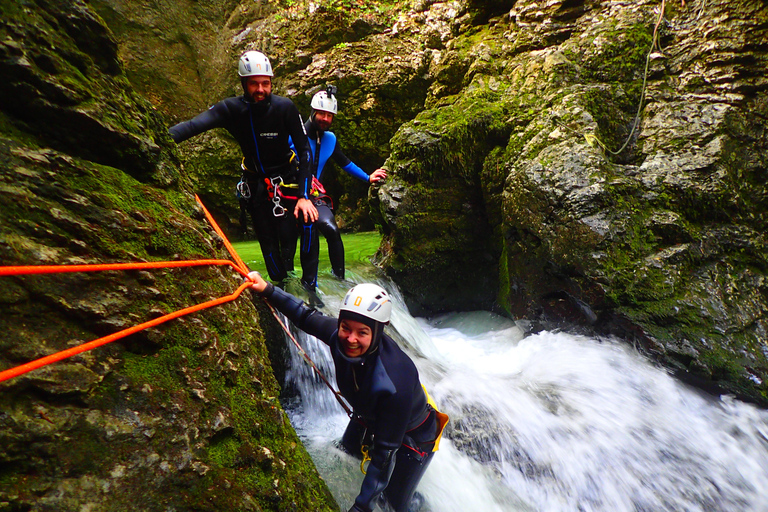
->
[0,281,252,384]
[1,194,351,417]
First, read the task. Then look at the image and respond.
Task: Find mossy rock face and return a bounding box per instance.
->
[0,0,178,186]
[0,1,337,510]
[374,0,768,405]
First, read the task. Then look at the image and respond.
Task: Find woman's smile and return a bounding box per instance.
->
[339,319,372,358]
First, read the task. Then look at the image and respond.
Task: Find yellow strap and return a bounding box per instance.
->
[422,384,449,452]
[360,445,371,475]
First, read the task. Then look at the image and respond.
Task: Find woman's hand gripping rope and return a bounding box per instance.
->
[247,270,269,294]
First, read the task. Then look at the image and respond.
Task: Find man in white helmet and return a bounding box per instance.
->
[292,85,387,284]
[248,271,448,512]
[169,51,319,289]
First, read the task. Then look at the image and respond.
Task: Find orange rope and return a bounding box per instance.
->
[0,259,249,278]
[0,197,254,383]
[0,281,252,384]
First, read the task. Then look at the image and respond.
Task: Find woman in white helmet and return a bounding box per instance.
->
[294,85,387,282]
[248,271,447,512]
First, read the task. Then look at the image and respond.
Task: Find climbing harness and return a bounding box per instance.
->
[354,385,450,475]
[264,175,328,217]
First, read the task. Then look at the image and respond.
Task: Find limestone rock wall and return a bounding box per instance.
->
[372,0,768,404]
[0,1,337,509]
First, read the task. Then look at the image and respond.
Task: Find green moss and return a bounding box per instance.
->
[568,21,653,83]
[389,89,515,188]
[699,344,748,381]
[582,85,643,159]
[206,434,241,468]
[122,347,193,395]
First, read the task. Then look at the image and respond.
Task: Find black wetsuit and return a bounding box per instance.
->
[262,284,438,512]
[169,95,316,286]
[302,119,372,280]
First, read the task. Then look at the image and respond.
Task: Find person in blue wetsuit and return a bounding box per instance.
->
[248,272,448,512]
[169,50,319,290]
[300,86,387,280]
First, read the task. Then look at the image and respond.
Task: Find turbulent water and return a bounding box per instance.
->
[279,273,768,512]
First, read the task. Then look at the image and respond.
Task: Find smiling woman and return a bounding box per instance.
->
[246,270,447,512]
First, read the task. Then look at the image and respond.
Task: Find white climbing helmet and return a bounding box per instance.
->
[238,51,273,77]
[339,283,392,325]
[310,90,338,115]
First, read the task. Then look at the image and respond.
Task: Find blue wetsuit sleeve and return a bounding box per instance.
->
[169,101,230,143]
[261,284,337,343]
[342,161,370,183]
[331,144,370,183]
[286,105,312,199]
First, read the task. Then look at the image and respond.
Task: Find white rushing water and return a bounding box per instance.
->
[280,274,768,512]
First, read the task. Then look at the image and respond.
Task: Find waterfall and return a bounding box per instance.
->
[278,273,768,512]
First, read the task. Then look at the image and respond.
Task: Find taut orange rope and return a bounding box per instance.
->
[0,197,254,384]
[1,195,349,417]
[193,195,353,416]
[0,259,249,278]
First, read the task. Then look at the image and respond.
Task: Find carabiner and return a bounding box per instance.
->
[237,180,251,200]
[360,445,371,475]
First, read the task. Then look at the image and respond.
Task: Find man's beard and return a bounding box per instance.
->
[251,92,270,103]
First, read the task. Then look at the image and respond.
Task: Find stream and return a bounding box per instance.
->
[238,238,768,512]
